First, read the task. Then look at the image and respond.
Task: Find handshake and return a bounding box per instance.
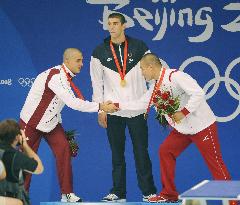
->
[99,101,119,113]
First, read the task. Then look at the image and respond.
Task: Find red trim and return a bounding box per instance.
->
[62,64,84,100]
[181,107,190,116]
[169,70,178,82]
[114,103,119,108]
[110,39,128,81]
[144,68,166,119]
[27,69,60,129]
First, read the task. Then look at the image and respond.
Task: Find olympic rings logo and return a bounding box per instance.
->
[18,78,35,87]
[177,56,240,122]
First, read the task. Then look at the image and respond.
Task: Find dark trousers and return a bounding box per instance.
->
[19,120,73,194]
[107,114,156,198]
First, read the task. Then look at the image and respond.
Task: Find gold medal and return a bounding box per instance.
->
[110,40,128,89]
[120,79,127,87]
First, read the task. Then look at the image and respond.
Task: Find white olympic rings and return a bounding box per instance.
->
[18,78,35,87]
[179,56,240,122]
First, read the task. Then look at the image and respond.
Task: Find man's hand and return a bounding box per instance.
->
[172,111,185,124]
[100,101,119,113]
[98,112,107,128]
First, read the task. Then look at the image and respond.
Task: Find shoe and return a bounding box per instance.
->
[143,194,157,202]
[61,193,83,202]
[101,193,126,202]
[148,195,179,203]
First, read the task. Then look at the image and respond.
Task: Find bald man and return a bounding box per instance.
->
[120,53,232,203]
[20,48,118,203]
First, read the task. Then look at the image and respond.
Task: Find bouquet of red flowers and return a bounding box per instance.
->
[64,130,79,157]
[153,89,180,126]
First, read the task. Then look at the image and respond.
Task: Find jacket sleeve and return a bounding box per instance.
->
[172,71,205,113]
[119,80,155,111]
[90,56,104,103]
[48,74,99,112]
[13,151,38,174]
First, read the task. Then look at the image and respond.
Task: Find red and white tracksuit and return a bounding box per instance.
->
[120,68,231,200]
[20,64,99,193]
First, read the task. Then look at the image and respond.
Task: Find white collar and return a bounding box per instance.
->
[63,63,76,78]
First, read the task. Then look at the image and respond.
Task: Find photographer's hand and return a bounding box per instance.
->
[19,130,28,148]
[18,130,44,174]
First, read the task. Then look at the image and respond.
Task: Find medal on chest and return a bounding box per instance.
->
[110,39,128,87]
[120,79,127,87]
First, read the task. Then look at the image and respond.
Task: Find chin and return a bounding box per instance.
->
[110,34,117,38]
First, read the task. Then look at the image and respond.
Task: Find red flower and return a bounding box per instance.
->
[161,91,170,100]
[156,90,162,97]
[65,130,79,158]
[153,97,158,103]
[160,104,167,110]
[168,99,174,105]
[154,89,180,127]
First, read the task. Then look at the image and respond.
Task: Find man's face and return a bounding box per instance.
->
[107,17,125,39]
[66,52,83,74]
[140,61,153,81]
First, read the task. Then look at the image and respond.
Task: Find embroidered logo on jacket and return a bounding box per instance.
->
[203,135,210,141]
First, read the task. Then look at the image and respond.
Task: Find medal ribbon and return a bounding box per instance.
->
[62,64,85,100]
[144,68,166,119]
[110,39,128,81]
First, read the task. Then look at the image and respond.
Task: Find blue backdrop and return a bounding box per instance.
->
[0,1,239,205]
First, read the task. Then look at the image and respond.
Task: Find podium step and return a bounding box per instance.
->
[40,202,182,205]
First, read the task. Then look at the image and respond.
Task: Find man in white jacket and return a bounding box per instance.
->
[90,13,157,202]
[120,53,232,203]
[20,48,118,203]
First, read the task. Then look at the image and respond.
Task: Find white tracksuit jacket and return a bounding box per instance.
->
[20,64,99,132]
[120,68,216,134]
